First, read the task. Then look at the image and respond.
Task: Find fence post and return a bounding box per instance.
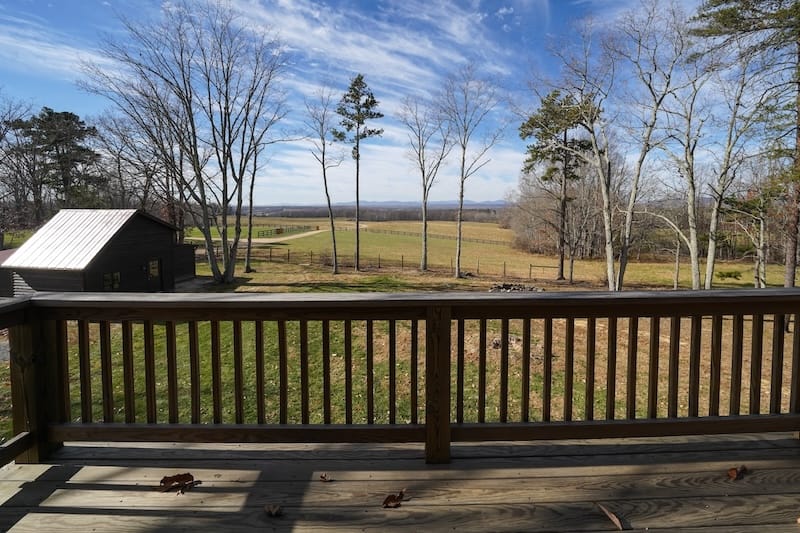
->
[503,262,507,279]
[287,249,290,263]
[378,254,381,269]
[529,264,532,279]
[477,260,480,276]
[310,251,313,264]
[425,305,451,464]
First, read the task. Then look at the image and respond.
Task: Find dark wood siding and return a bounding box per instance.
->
[85,215,177,292]
[173,244,196,282]
[12,270,82,295]
[0,269,11,298]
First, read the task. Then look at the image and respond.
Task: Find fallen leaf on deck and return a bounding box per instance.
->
[596,502,625,531]
[265,504,282,517]
[156,472,202,494]
[382,488,406,509]
[160,472,194,487]
[727,465,748,481]
[319,472,334,482]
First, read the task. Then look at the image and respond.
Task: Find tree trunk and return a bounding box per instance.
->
[673,239,681,290]
[686,179,701,290]
[787,41,800,289]
[597,158,617,291]
[455,178,465,278]
[354,136,361,272]
[421,195,429,271]
[704,194,724,289]
[245,168,257,274]
[323,164,338,274]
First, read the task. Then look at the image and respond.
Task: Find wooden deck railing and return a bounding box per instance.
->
[1,289,800,464]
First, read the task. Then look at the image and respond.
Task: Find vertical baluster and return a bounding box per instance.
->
[322,320,331,424]
[122,321,135,423]
[709,315,723,416]
[790,313,800,413]
[278,320,288,424]
[668,316,681,418]
[750,314,764,414]
[770,314,786,414]
[564,318,574,422]
[456,319,465,424]
[389,319,397,425]
[99,321,113,423]
[730,315,744,415]
[255,321,265,424]
[647,317,660,419]
[606,317,617,420]
[300,320,309,424]
[166,321,178,424]
[233,320,244,424]
[55,320,70,424]
[625,317,638,420]
[188,321,200,424]
[586,317,596,421]
[543,317,553,422]
[688,316,702,417]
[478,318,487,423]
[344,320,352,424]
[521,318,531,422]
[210,320,221,424]
[78,320,92,423]
[144,320,156,424]
[500,318,509,423]
[367,320,374,424]
[410,320,419,425]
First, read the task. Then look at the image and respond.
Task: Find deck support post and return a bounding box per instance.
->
[425,305,451,464]
[9,316,62,463]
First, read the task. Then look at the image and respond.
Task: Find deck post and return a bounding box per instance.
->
[9,315,61,463]
[425,305,451,464]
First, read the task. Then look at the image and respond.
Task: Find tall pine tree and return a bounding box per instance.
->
[333,74,383,271]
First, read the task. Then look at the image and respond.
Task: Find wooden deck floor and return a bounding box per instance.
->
[0,433,798,532]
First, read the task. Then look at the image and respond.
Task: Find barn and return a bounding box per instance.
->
[0,209,195,297]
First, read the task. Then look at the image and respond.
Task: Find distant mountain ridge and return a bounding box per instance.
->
[254,200,507,210]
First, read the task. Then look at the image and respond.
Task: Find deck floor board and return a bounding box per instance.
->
[0,433,798,531]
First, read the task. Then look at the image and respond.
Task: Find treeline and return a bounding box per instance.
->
[256,206,501,223]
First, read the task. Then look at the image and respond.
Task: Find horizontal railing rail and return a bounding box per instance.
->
[2,289,800,464]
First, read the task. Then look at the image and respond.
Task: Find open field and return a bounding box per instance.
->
[192,217,786,290]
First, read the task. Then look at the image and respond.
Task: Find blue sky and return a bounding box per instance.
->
[0,0,645,205]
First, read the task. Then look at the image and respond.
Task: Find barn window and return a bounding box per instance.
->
[103,272,120,291]
[148,259,160,279]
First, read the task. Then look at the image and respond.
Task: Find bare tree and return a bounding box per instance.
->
[305,87,345,274]
[82,0,286,283]
[549,21,619,289]
[399,96,453,271]
[606,0,692,289]
[439,64,503,278]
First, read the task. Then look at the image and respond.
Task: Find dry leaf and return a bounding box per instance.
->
[160,472,194,487]
[382,488,406,509]
[265,504,282,517]
[727,465,748,481]
[156,472,201,494]
[319,472,333,482]
[596,502,625,531]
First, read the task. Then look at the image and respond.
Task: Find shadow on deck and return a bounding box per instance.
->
[0,433,798,532]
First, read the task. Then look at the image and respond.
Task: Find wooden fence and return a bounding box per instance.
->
[1,289,800,465]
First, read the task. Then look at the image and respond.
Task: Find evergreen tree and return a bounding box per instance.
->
[333,74,383,271]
